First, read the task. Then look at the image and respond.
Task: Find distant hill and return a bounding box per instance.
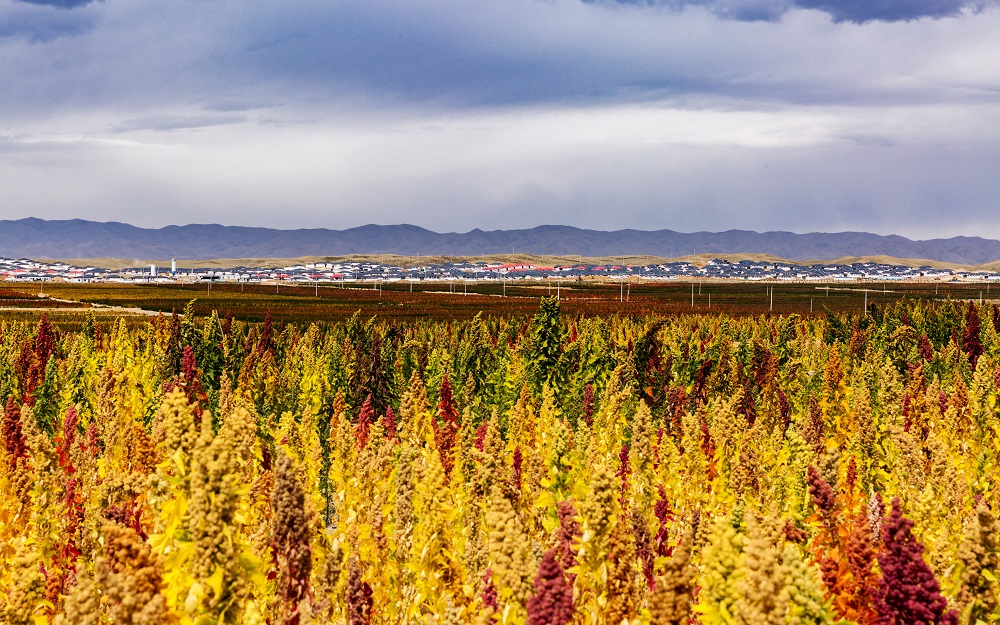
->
[3,218,1000,265]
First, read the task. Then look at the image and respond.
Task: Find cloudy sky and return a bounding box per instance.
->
[2,0,999,237]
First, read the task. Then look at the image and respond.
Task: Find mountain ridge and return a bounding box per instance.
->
[3,218,1000,265]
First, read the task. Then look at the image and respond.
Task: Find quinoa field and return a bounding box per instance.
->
[0,289,997,624]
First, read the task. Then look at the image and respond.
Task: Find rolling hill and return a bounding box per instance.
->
[3,218,1000,265]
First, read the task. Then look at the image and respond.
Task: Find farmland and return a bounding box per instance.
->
[1,279,996,327]
[1,283,999,623]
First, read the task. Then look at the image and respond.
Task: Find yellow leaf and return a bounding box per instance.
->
[207,566,225,599]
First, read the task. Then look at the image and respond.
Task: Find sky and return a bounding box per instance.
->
[2,0,999,237]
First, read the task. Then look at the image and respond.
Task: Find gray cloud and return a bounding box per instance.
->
[17,0,96,8]
[3,102,999,238]
[112,114,247,133]
[1,0,96,41]
[4,0,997,116]
[203,2,1000,108]
[1,0,1000,239]
[585,0,994,22]
[794,0,986,21]
[4,138,998,240]
[583,0,791,20]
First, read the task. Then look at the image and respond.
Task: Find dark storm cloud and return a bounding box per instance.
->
[5,0,743,113]
[794,0,982,21]
[16,0,95,7]
[206,2,932,109]
[586,0,992,21]
[224,3,627,107]
[3,0,993,117]
[1,0,96,41]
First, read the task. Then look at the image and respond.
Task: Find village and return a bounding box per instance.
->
[1,255,998,284]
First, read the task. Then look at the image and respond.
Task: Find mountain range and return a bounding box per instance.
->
[3,218,1000,265]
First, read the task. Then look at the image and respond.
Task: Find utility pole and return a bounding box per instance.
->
[770,286,773,312]
[864,289,868,313]
[691,283,694,308]
[621,257,625,303]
